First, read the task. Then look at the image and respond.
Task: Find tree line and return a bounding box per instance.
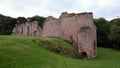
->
[0,14,46,35]
[94,18,120,50]
[0,14,120,50]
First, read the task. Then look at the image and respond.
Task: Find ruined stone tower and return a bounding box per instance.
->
[42,12,97,59]
[61,12,97,59]
[12,12,97,59]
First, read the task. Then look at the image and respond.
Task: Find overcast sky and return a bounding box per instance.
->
[0,0,120,20]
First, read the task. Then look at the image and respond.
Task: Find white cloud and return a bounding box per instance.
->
[0,0,120,20]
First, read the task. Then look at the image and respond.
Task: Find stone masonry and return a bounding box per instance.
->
[42,16,61,37]
[42,12,97,59]
[12,21,42,36]
[12,12,97,59]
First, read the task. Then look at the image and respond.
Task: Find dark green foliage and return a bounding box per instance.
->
[109,18,120,49]
[94,18,120,49]
[0,14,17,35]
[16,17,27,24]
[0,14,46,35]
[0,14,27,35]
[27,15,46,28]
[94,18,111,48]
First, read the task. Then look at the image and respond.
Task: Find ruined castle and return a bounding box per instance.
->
[12,12,97,59]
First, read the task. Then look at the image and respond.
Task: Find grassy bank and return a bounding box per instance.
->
[0,35,120,68]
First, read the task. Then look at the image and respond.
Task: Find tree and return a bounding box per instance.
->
[27,15,46,28]
[0,14,46,35]
[109,18,120,49]
[16,17,27,24]
[0,14,17,35]
[94,18,111,48]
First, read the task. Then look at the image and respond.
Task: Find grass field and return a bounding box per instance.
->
[0,35,120,68]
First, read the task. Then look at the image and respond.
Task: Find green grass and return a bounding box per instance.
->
[0,35,120,68]
[32,37,80,58]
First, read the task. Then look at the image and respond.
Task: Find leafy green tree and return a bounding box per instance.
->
[16,17,27,24]
[27,15,46,28]
[0,14,17,35]
[94,18,111,48]
[109,18,120,49]
[0,14,46,35]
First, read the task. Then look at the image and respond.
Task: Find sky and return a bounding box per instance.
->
[0,0,120,20]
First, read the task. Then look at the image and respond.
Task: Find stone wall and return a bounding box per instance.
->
[12,12,97,59]
[42,16,61,37]
[42,12,97,59]
[12,21,42,36]
[59,12,97,59]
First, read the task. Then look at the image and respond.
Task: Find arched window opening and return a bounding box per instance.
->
[34,31,37,36]
[27,26,29,35]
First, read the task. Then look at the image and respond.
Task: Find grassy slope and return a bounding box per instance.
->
[0,35,120,68]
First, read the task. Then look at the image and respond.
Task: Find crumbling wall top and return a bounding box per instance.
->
[60,12,93,18]
[60,12,75,18]
[46,16,57,21]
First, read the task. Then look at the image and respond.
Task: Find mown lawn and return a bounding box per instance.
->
[0,35,120,68]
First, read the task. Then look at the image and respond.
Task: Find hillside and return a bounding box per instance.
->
[0,35,120,68]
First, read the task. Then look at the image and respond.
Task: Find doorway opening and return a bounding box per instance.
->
[82,52,87,58]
